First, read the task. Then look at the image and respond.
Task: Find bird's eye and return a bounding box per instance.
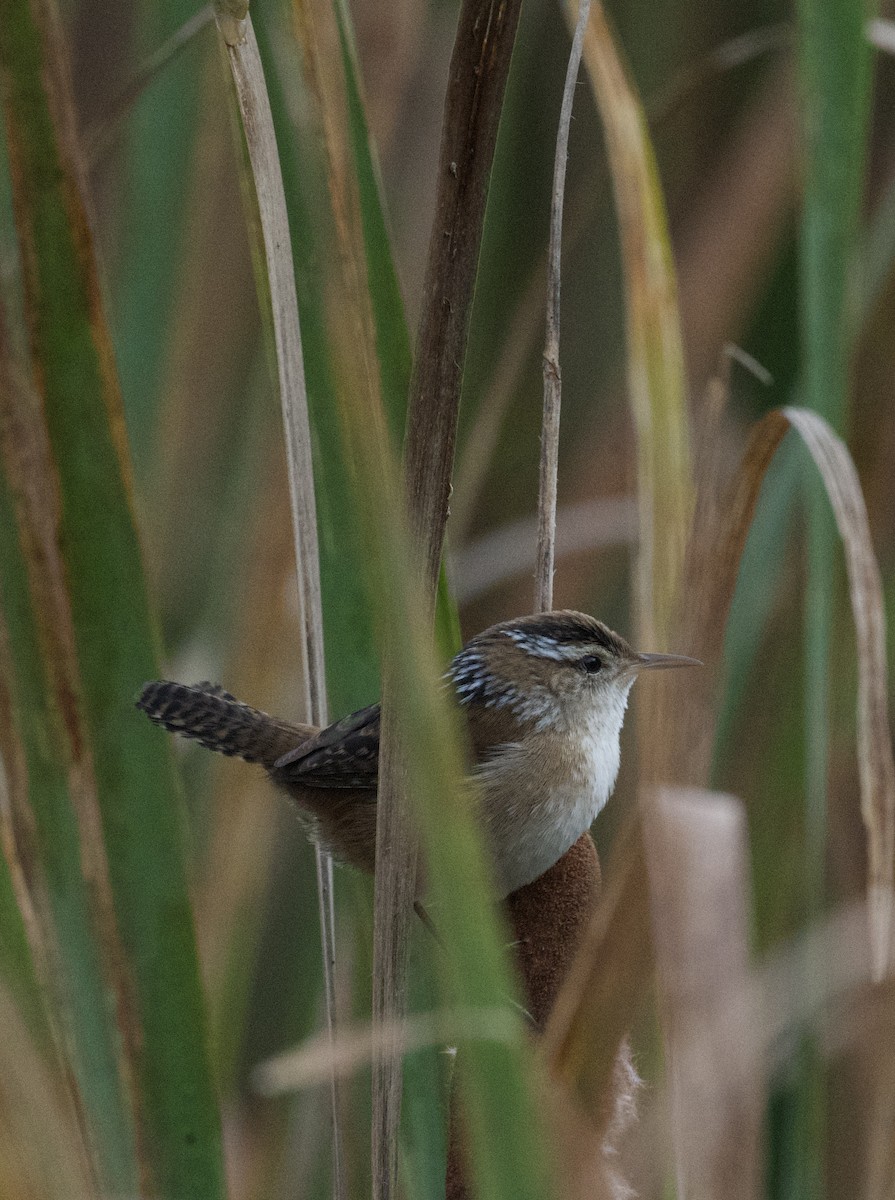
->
[578,655,603,674]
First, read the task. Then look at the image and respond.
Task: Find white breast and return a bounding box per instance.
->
[477,697,628,897]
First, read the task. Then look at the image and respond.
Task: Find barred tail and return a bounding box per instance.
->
[136,681,314,770]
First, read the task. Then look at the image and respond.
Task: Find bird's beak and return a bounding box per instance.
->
[633,651,703,672]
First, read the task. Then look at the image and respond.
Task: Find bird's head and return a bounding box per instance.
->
[449,609,699,732]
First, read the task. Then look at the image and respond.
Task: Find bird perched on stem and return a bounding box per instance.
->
[137,610,698,897]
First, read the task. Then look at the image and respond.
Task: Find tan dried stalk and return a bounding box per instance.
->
[212,6,343,1193]
[645,789,762,1200]
[535,0,592,613]
[372,2,524,1196]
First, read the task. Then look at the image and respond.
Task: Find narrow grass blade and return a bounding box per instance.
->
[337,436,554,1200]
[274,1,402,1190]
[0,379,140,1195]
[796,0,873,930]
[329,0,413,439]
[572,0,692,654]
[113,1,210,465]
[795,0,873,1187]
[212,4,343,1192]
[0,3,226,1193]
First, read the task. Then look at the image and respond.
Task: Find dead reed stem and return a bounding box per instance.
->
[213,8,343,1195]
[372,3,523,1197]
[535,0,591,613]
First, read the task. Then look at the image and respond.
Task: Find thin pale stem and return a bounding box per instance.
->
[535,0,591,614]
[214,10,344,1197]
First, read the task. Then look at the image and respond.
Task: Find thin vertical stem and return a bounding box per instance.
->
[535,0,591,614]
[373,2,524,1195]
[214,9,343,1196]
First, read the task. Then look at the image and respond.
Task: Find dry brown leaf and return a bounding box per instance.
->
[684,405,894,976]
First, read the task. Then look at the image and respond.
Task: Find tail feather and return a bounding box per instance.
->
[136,680,314,769]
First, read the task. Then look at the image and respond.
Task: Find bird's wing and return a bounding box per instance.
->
[272,703,381,789]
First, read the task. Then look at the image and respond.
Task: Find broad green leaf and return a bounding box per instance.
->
[0,2,225,1195]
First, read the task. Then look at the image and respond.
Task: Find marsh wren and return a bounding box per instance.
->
[137,610,697,896]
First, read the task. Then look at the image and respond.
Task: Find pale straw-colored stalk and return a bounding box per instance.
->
[212,6,343,1194]
[535,0,591,614]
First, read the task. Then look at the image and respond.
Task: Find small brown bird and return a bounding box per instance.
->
[137,610,697,897]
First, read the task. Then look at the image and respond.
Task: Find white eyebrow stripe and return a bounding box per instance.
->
[501,629,585,661]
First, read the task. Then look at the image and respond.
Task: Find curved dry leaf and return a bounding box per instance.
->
[781,407,895,979]
[544,402,894,1139]
[672,402,894,971]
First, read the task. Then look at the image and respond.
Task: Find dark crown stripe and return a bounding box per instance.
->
[491,612,632,661]
[518,615,619,651]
